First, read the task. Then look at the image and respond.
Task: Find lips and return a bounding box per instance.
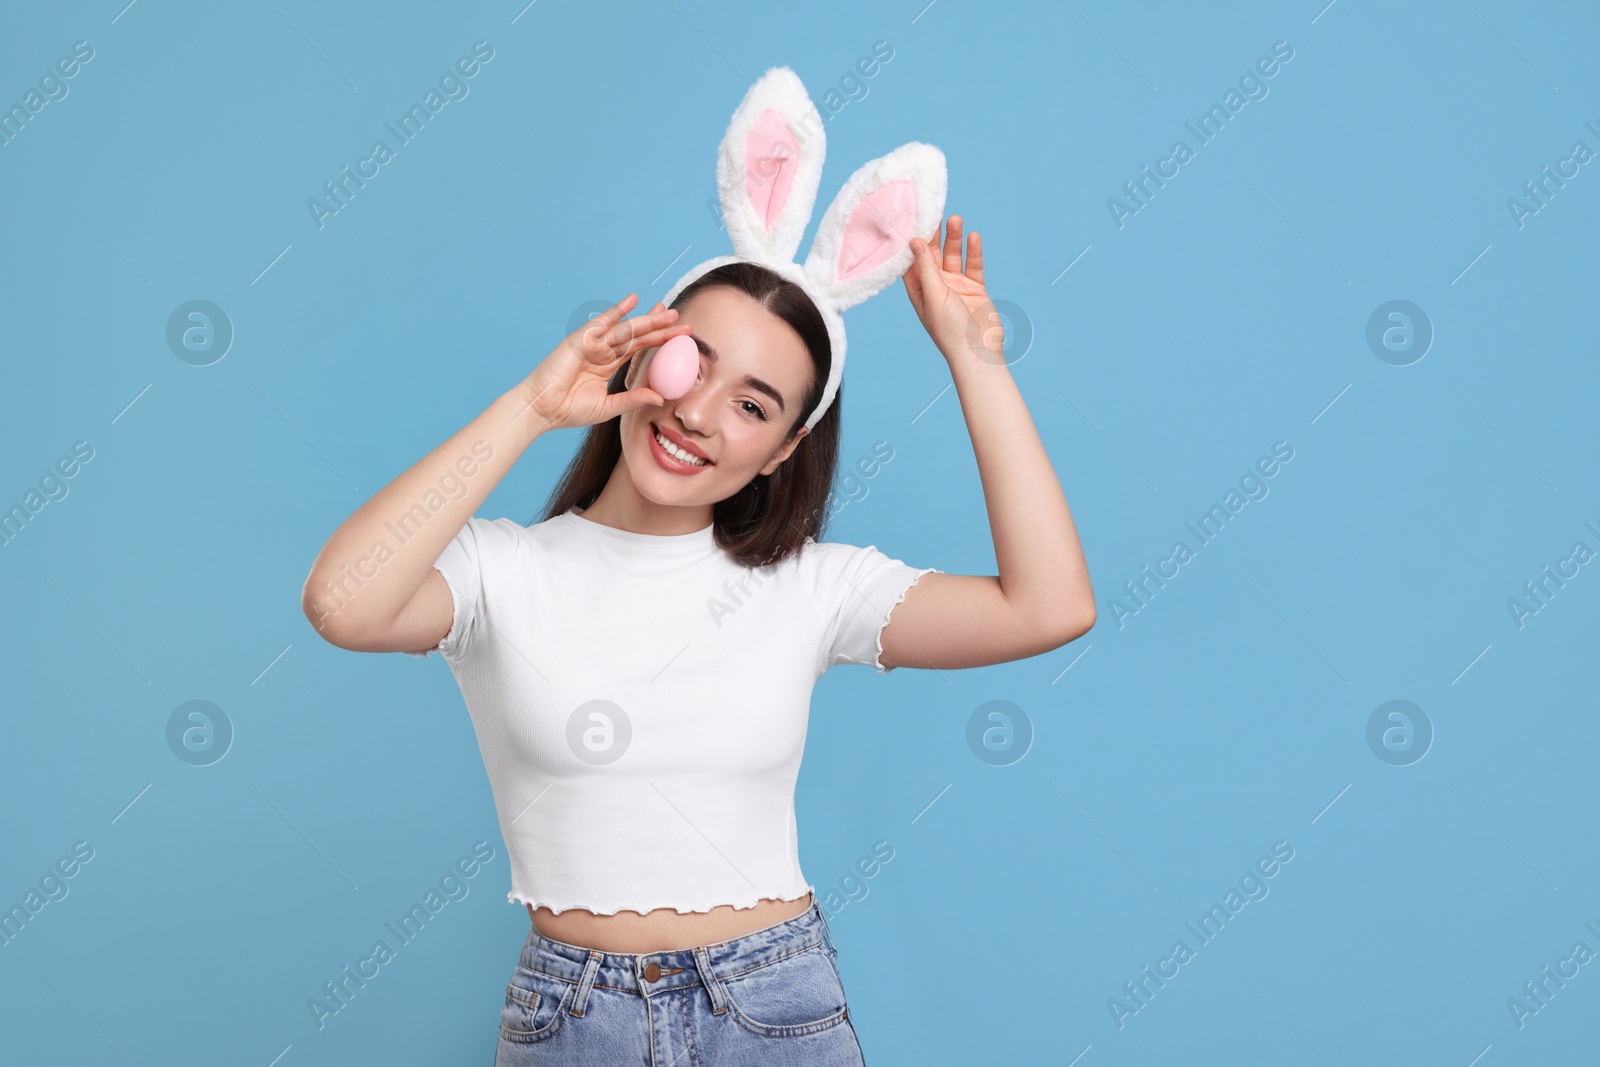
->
[651,422,712,464]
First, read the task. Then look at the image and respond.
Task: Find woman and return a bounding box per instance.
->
[301,216,1095,1063]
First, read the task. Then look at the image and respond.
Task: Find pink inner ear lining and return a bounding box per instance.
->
[835,179,917,282]
[744,109,799,232]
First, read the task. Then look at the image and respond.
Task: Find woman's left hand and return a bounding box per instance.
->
[902,214,1003,363]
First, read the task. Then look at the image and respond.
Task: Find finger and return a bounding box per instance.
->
[966,230,984,287]
[942,215,965,275]
[636,305,680,333]
[574,294,640,352]
[909,235,942,297]
[614,306,687,346]
[592,304,679,355]
[617,319,693,358]
[595,293,639,333]
[902,265,922,309]
[902,244,924,306]
[599,386,665,422]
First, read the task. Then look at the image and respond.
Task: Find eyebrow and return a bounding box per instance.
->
[691,333,788,414]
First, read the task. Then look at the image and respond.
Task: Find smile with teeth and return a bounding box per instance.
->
[653,425,710,466]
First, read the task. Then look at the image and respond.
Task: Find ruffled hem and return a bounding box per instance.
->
[873,567,942,674]
[508,884,816,916]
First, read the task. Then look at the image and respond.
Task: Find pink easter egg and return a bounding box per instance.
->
[648,333,700,399]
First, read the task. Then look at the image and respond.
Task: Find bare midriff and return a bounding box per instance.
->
[527,891,814,954]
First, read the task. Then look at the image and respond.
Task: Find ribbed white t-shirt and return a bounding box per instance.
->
[406,505,940,915]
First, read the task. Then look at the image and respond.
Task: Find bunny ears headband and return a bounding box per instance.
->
[658,66,948,433]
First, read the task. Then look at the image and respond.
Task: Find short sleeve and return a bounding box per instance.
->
[405,516,525,662]
[806,541,941,674]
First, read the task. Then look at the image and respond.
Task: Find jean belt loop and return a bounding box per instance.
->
[528,909,556,964]
[692,946,727,1014]
[814,897,838,955]
[569,950,603,1017]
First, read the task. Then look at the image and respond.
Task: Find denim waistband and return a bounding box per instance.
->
[518,898,836,1005]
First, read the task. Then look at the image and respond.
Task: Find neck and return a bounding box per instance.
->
[579,466,713,536]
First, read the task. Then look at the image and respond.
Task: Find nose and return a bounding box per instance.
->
[670,378,713,436]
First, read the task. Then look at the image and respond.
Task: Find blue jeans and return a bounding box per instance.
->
[494,898,867,1065]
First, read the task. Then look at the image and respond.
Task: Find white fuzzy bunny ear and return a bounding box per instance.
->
[715,66,827,265]
[658,69,948,436]
[802,142,947,311]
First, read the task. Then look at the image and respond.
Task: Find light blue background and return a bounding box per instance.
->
[3,1,1597,1063]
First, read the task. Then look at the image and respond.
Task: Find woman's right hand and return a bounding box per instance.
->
[514,293,693,433]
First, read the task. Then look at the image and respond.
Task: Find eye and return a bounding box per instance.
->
[741,399,769,421]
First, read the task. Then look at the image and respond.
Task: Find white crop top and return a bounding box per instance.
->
[406,506,940,915]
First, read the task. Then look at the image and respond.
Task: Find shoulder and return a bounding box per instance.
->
[786,538,877,577]
[473,515,538,539]
[787,539,919,596]
[461,514,535,549]
[446,514,561,567]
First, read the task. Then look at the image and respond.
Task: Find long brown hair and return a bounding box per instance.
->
[537,262,841,568]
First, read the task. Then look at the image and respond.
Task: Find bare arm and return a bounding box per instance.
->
[879,216,1095,671]
[299,388,545,653]
[299,293,690,654]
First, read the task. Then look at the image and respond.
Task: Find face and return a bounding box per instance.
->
[619,285,815,507]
